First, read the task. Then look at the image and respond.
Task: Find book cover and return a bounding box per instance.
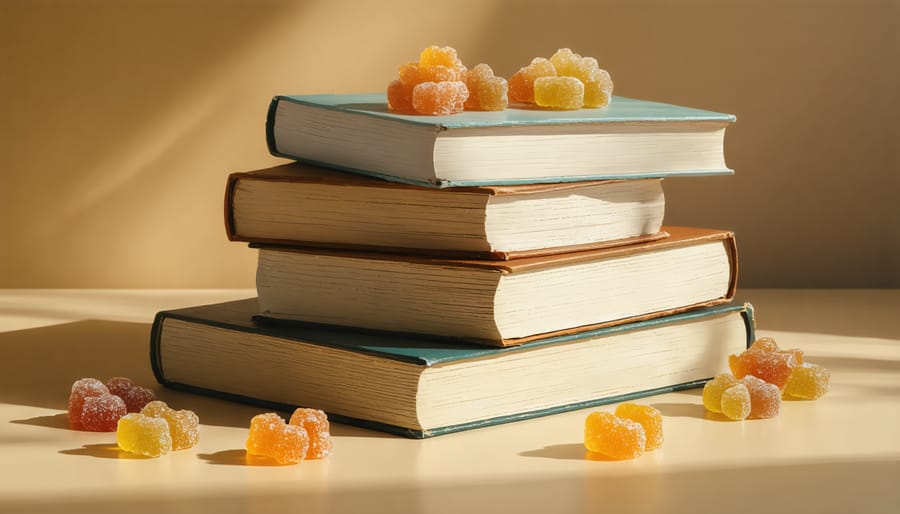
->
[266,93,736,188]
[151,299,755,438]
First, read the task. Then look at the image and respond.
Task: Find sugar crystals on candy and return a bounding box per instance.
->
[81,393,127,432]
[117,413,173,457]
[246,413,309,465]
[141,400,199,450]
[584,411,647,460]
[68,378,109,429]
[614,403,663,451]
[784,363,830,400]
[289,408,332,459]
[702,373,740,414]
[720,383,752,420]
[534,76,584,110]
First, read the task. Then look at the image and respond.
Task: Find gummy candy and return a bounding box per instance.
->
[784,363,830,400]
[387,79,413,112]
[702,373,740,414]
[583,68,613,108]
[741,375,781,419]
[508,58,557,104]
[141,401,199,450]
[246,413,309,465]
[106,376,155,412]
[389,46,470,115]
[117,413,173,457]
[68,378,109,429]
[419,46,466,74]
[549,48,583,77]
[614,403,663,451]
[464,63,508,111]
[729,343,799,390]
[412,81,468,116]
[534,76,584,110]
[289,408,332,459]
[720,383,751,420]
[81,393,127,432]
[584,411,646,460]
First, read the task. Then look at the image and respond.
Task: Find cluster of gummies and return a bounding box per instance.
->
[387,46,508,115]
[68,377,156,431]
[245,408,332,465]
[703,337,831,420]
[509,48,614,110]
[583,403,663,460]
[116,400,200,457]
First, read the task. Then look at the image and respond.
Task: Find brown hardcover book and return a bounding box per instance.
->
[255,226,738,347]
[225,162,667,260]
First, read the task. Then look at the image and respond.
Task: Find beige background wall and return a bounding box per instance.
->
[2,0,897,288]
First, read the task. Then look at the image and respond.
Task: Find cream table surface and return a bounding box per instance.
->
[0,289,898,514]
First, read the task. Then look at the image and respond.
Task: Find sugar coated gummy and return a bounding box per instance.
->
[741,375,782,419]
[289,408,332,459]
[246,413,309,465]
[412,81,468,115]
[534,76,584,110]
[614,403,663,451]
[464,63,508,111]
[388,46,469,115]
[81,393,127,432]
[106,377,156,413]
[784,363,830,400]
[68,378,109,429]
[720,383,752,420]
[508,57,557,104]
[702,373,740,414]
[141,400,200,450]
[729,340,800,390]
[117,413,173,457]
[584,411,646,460]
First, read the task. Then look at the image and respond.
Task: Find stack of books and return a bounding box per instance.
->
[150,93,754,438]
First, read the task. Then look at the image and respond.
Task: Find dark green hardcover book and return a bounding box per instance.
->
[151,299,754,438]
[266,93,736,188]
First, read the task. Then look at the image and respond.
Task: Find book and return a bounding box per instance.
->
[266,93,736,188]
[255,226,738,346]
[225,162,667,259]
[151,298,755,438]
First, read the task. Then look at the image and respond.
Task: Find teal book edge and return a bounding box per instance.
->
[150,299,755,438]
[265,93,737,188]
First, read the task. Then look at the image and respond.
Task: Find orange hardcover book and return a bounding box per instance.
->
[225,162,667,260]
[255,226,738,346]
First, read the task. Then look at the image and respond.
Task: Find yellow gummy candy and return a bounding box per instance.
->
[117,413,172,457]
[533,76,584,110]
[615,403,663,451]
[702,373,739,413]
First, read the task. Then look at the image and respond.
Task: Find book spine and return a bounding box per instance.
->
[223,172,242,242]
[265,96,288,158]
[148,311,168,387]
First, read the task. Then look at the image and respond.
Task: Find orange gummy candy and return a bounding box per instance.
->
[784,363,830,400]
[534,76,584,110]
[389,46,470,115]
[729,340,800,390]
[412,81,468,115]
[289,408,332,459]
[584,411,646,460]
[508,57,557,104]
[614,403,663,451]
[246,413,309,465]
[741,375,782,419]
[419,46,466,75]
[464,63,508,111]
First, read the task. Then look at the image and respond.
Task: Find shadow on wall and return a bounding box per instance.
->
[2,1,897,287]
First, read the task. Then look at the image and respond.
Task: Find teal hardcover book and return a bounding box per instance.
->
[151,299,754,438]
[266,93,736,188]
